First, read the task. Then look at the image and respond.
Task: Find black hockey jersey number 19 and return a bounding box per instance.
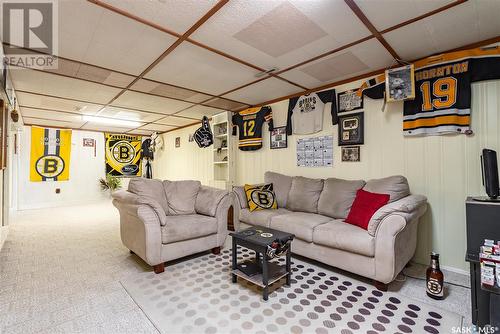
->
[232,107,273,151]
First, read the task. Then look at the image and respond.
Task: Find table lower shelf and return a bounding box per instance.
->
[232,261,288,288]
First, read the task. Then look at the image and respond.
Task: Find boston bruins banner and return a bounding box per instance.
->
[30,126,72,182]
[105,133,142,177]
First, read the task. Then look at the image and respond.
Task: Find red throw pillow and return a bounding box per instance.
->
[345,189,390,230]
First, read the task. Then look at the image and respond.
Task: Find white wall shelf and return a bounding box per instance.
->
[210,111,234,190]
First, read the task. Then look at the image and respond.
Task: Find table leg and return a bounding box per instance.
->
[262,251,269,301]
[232,238,237,283]
[255,251,260,267]
[286,243,292,286]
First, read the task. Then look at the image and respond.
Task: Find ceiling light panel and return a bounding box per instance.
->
[82,115,143,128]
[156,116,199,127]
[23,117,85,129]
[98,106,164,123]
[80,123,135,133]
[58,1,176,74]
[111,90,194,114]
[222,77,303,106]
[10,69,121,104]
[99,0,219,34]
[280,39,393,88]
[355,0,455,31]
[145,42,260,95]
[191,0,370,69]
[384,0,500,60]
[16,92,103,114]
[131,79,213,103]
[175,105,224,120]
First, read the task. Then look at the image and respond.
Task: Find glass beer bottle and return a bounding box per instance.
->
[426,252,444,300]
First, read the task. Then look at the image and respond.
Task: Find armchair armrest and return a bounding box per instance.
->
[111,190,167,226]
[367,194,427,236]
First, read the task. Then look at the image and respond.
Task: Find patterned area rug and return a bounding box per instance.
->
[121,248,462,334]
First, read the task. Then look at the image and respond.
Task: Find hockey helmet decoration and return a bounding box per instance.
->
[194,116,214,148]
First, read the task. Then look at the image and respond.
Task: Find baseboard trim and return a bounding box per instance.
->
[0,225,9,251]
[441,265,469,276]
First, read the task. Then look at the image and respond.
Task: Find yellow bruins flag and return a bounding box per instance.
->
[30,126,72,182]
[105,133,142,176]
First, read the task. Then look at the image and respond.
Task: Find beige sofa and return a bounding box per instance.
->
[233,172,427,290]
[112,178,231,273]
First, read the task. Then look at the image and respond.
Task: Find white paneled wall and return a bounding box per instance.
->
[155,79,500,272]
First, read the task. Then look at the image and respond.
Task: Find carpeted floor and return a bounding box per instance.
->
[0,201,472,333]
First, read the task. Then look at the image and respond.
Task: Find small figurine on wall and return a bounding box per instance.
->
[175,137,180,148]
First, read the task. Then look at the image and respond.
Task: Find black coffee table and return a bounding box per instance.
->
[229,226,294,300]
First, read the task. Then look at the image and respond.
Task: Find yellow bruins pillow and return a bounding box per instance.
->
[244,183,278,212]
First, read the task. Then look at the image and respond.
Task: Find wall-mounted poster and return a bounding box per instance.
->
[270,126,287,149]
[296,135,333,167]
[339,112,364,146]
[105,133,142,177]
[385,64,415,102]
[30,126,72,182]
[338,90,363,113]
[342,146,360,162]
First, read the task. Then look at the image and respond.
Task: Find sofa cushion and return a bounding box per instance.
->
[318,178,366,219]
[161,214,217,244]
[313,220,375,257]
[363,175,409,203]
[270,212,332,242]
[287,176,324,213]
[264,171,293,208]
[128,178,169,214]
[244,183,278,212]
[239,208,290,228]
[163,180,201,215]
[345,189,390,230]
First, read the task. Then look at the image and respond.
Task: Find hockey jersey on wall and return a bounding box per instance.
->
[232,107,273,151]
[286,89,337,135]
[361,46,500,136]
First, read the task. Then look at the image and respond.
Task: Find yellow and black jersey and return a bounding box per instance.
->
[361,46,500,136]
[232,107,273,151]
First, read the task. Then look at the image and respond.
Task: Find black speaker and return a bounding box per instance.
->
[481,148,499,199]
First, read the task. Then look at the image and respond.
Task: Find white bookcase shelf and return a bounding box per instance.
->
[210,111,235,190]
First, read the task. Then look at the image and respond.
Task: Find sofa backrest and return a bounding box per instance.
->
[163,180,201,215]
[128,178,169,214]
[318,178,365,219]
[286,176,324,213]
[363,175,409,203]
[264,171,292,208]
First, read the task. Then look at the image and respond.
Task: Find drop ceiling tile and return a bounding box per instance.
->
[129,129,155,136]
[355,0,455,31]
[23,117,85,129]
[280,39,393,88]
[138,123,177,132]
[145,42,260,95]
[21,108,84,123]
[99,0,219,34]
[99,107,164,123]
[223,77,303,105]
[10,69,121,104]
[175,105,224,120]
[111,91,194,114]
[80,124,133,133]
[58,0,176,74]
[156,115,198,127]
[131,79,213,103]
[384,0,500,60]
[16,91,103,114]
[203,97,249,111]
[191,0,370,69]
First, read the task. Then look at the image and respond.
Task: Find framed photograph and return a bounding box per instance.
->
[341,146,360,162]
[385,64,415,102]
[270,126,287,149]
[175,137,180,148]
[338,112,364,146]
[337,90,363,113]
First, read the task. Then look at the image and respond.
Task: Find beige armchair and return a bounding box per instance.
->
[112,178,231,273]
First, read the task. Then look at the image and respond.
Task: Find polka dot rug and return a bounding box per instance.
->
[121,247,462,334]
